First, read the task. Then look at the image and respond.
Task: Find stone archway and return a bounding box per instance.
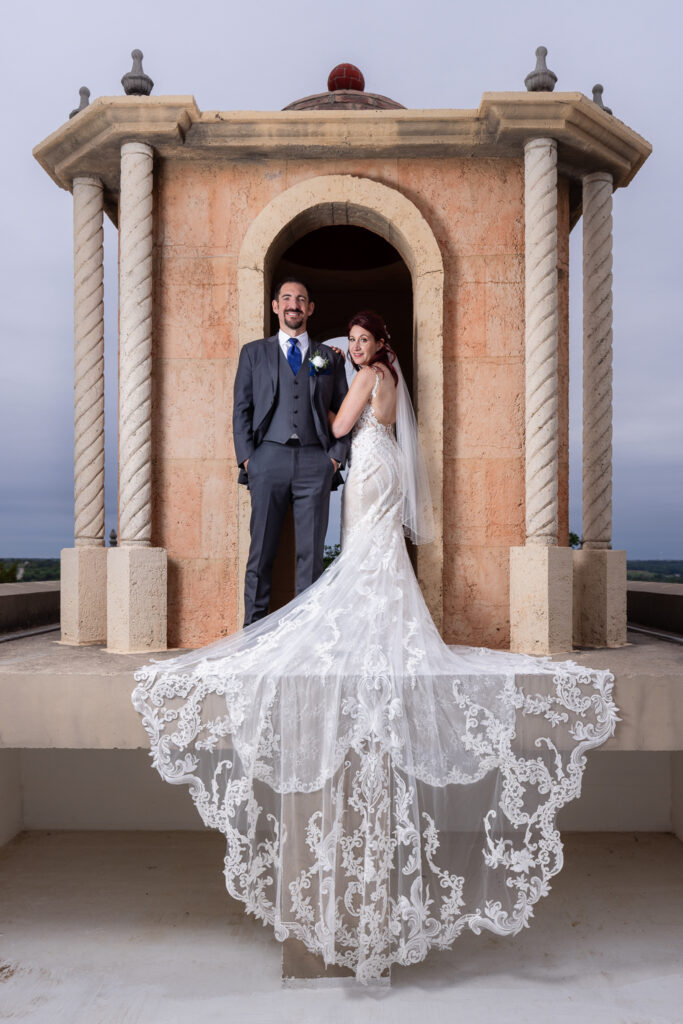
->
[237,174,444,627]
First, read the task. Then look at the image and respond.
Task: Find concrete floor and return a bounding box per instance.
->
[0,831,682,1023]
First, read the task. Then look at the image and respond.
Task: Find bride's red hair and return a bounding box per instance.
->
[347,310,398,386]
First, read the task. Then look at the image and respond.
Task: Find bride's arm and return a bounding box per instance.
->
[329,367,376,438]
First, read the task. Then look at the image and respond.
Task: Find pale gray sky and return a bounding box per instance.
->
[1,0,681,558]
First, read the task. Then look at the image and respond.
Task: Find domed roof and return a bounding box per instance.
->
[283,63,405,111]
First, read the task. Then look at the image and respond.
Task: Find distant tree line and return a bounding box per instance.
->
[626,560,683,583]
[1,554,680,585]
[0,558,60,582]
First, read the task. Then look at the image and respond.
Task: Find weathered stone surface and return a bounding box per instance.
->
[72,176,105,548]
[510,544,573,654]
[524,138,559,547]
[106,547,167,653]
[573,548,627,647]
[118,141,154,546]
[60,546,107,645]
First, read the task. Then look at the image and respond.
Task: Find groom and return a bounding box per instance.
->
[233,279,351,626]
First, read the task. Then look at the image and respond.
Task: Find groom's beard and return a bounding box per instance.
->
[284,311,305,329]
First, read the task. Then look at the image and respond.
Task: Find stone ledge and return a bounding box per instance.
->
[628,582,683,635]
[0,630,680,751]
[0,583,60,635]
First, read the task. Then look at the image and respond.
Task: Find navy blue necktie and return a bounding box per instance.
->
[287,337,302,375]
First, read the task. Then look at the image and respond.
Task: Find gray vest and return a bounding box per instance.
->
[263,347,320,446]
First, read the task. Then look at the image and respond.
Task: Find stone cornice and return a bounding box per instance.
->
[33,91,651,203]
[479,93,651,188]
[33,97,200,192]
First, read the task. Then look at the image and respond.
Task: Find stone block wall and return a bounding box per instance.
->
[150,156,570,648]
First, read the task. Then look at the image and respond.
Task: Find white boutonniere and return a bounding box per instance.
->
[308,350,331,377]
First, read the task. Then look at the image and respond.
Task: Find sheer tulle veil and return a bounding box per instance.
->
[393,356,435,545]
[132,333,619,983]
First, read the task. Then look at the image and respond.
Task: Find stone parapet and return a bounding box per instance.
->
[627,582,683,635]
[0,631,680,751]
[0,583,60,635]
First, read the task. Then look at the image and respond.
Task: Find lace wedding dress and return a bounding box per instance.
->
[132,371,618,983]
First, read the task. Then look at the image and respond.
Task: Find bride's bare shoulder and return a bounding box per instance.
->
[350,366,376,391]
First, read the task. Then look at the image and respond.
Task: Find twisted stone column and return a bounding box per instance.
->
[524,137,559,546]
[573,171,626,647]
[61,177,107,645]
[510,138,572,654]
[73,176,105,545]
[582,171,614,549]
[118,141,154,546]
[108,141,166,652]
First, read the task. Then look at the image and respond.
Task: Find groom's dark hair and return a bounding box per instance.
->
[272,277,313,302]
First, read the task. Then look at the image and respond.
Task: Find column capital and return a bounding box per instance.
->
[72,174,103,190]
[524,136,557,154]
[582,170,614,187]
[121,140,154,159]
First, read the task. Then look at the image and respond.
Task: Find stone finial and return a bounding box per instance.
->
[121,49,154,96]
[69,86,90,119]
[592,84,613,115]
[524,46,558,92]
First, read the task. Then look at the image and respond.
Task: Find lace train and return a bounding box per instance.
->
[132,390,618,982]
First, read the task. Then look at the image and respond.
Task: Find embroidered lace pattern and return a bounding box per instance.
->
[132,372,618,983]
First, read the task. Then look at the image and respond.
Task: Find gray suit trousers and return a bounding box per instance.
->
[244,441,335,626]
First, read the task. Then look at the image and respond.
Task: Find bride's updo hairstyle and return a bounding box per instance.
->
[347,311,398,386]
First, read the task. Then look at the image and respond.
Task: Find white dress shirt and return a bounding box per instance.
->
[278,329,309,361]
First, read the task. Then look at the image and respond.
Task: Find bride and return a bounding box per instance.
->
[132,311,618,984]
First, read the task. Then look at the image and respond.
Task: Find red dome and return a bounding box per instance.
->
[328,63,365,92]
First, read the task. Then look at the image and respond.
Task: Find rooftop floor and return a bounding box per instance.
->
[0,829,681,1023]
[0,629,681,750]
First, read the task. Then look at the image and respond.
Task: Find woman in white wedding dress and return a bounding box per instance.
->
[132,311,618,984]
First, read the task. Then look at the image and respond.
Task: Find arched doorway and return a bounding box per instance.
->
[237,175,444,629]
[266,226,413,610]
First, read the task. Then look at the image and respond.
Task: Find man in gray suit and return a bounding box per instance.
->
[233,279,351,625]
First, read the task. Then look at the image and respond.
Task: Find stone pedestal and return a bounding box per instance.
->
[572,548,627,648]
[510,545,573,654]
[106,547,167,653]
[60,546,107,645]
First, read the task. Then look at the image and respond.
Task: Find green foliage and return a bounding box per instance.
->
[627,560,683,584]
[0,558,60,582]
[0,560,19,583]
[568,531,582,549]
[323,543,341,569]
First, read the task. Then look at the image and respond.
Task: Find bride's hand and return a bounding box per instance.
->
[328,346,344,358]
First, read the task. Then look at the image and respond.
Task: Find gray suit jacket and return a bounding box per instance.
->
[232,335,351,490]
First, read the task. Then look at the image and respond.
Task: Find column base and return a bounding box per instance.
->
[106,546,167,654]
[510,545,573,655]
[572,548,627,648]
[60,546,107,645]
